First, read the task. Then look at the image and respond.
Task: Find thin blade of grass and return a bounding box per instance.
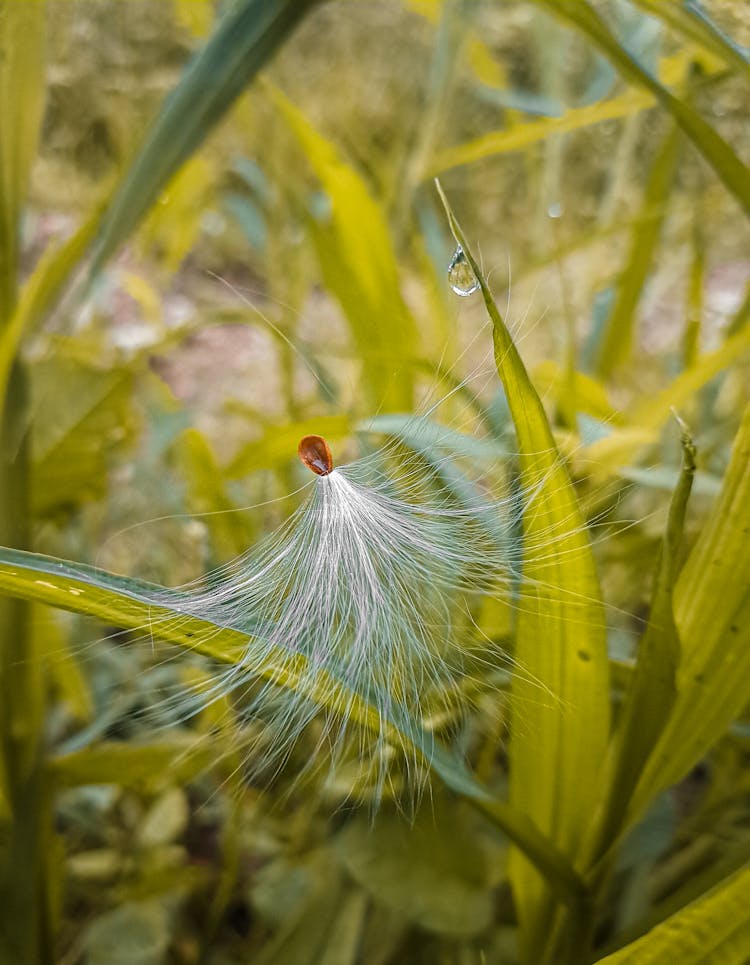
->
[595,866,750,964]
[592,421,695,859]
[269,84,417,410]
[0,2,46,323]
[89,0,321,276]
[0,10,50,959]
[0,544,584,904]
[531,0,750,217]
[0,199,108,423]
[630,0,750,83]
[430,84,653,175]
[629,321,750,431]
[594,123,681,377]
[628,405,750,820]
[174,428,256,563]
[427,50,706,176]
[51,740,214,789]
[436,181,609,954]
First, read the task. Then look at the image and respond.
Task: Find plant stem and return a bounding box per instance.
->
[0,361,52,964]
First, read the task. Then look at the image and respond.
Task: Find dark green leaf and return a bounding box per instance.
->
[532,0,750,217]
[90,0,321,276]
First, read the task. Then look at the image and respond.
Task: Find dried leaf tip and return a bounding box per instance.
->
[298,435,334,476]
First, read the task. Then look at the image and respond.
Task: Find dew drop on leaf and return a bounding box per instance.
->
[447,245,479,297]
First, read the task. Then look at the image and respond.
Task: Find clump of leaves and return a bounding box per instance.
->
[1,2,749,964]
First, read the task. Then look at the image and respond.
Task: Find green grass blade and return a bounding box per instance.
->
[629,319,750,430]
[436,182,609,953]
[595,124,681,377]
[726,282,750,338]
[174,428,256,563]
[629,405,750,820]
[89,0,321,276]
[0,544,583,902]
[51,740,214,789]
[592,423,695,859]
[630,0,750,83]
[429,83,653,175]
[427,50,705,176]
[30,344,137,517]
[532,0,750,217]
[270,85,417,411]
[594,866,750,964]
[0,1,46,323]
[0,6,47,938]
[0,199,109,424]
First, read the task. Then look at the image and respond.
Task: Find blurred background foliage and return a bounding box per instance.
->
[0,0,749,963]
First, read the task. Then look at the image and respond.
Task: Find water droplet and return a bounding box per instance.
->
[547,201,564,219]
[447,245,479,297]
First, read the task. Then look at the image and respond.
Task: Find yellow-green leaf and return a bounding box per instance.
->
[595,866,750,964]
[0,1,46,321]
[30,344,137,516]
[436,182,609,954]
[174,427,256,562]
[531,0,750,216]
[428,50,706,176]
[0,543,583,902]
[532,360,620,424]
[629,323,750,431]
[629,405,750,820]
[595,123,681,377]
[430,84,651,175]
[592,424,695,858]
[51,740,213,789]
[630,0,750,84]
[269,84,417,411]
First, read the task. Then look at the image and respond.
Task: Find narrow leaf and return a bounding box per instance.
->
[532,0,750,216]
[436,181,609,951]
[595,866,750,964]
[270,84,417,410]
[30,344,136,516]
[593,421,695,857]
[630,0,750,83]
[51,740,213,789]
[629,321,750,431]
[629,405,750,820]
[428,50,707,176]
[0,1,46,321]
[174,428,256,562]
[90,0,321,276]
[430,84,653,175]
[595,124,681,377]
[0,544,583,903]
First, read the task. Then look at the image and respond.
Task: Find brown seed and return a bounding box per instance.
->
[298,435,334,476]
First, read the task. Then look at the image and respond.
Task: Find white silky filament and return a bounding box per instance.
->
[145,440,518,800]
